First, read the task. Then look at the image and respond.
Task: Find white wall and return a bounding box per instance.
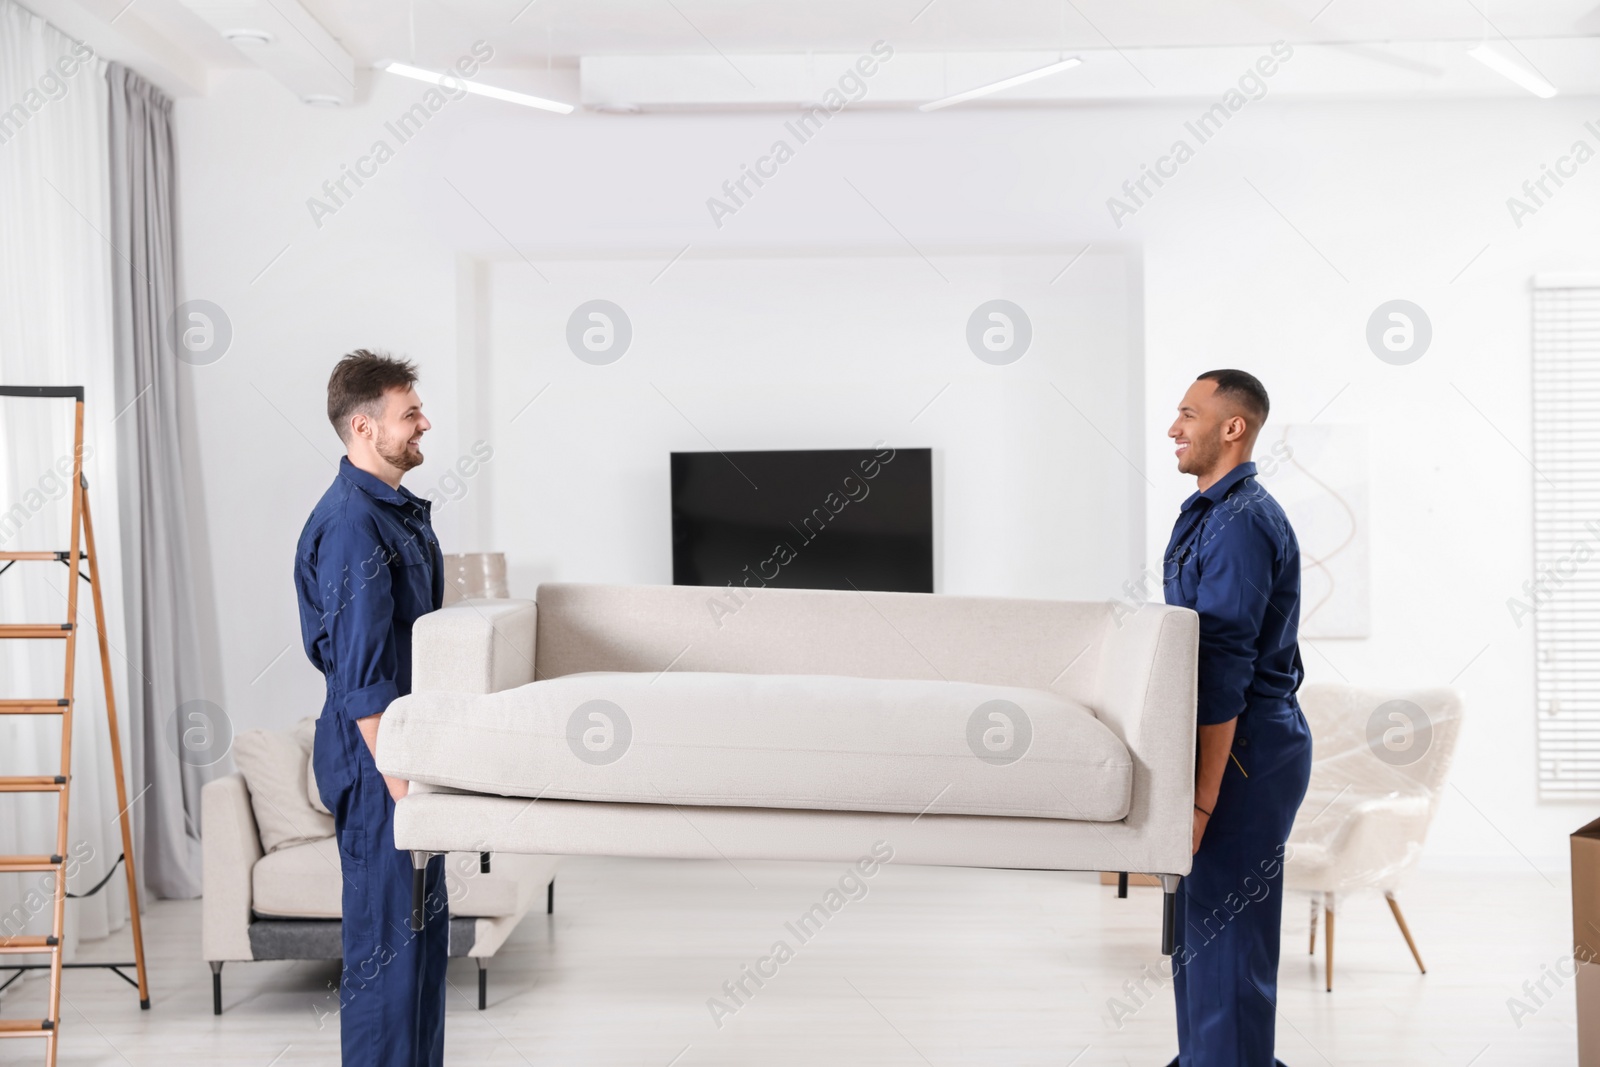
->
[174,68,1600,869]
[471,249,1141,598]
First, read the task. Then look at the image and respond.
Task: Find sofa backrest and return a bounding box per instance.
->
[533,582,1114,705]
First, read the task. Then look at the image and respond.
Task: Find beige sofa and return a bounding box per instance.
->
[201,721,560,1014]
[379,582,1199,952]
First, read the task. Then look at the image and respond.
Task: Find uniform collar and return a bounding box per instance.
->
[1180,460,1258,512]
[338,455,428,510]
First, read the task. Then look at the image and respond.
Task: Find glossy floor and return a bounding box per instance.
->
[0,858,1579,1065]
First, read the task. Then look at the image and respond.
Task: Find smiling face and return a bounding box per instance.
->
[360,385,429,474]
[1168,378,1242,479]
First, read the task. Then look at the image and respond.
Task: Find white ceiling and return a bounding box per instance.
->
[22,0,1600,100]
[236,0,1600,67]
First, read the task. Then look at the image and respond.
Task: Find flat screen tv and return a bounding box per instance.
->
[671,447,933,594]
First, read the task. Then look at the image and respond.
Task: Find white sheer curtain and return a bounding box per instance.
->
[0,0,132,957]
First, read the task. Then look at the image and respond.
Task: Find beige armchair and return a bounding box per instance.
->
[1284,683,1464,991]
[201,719,561,1014]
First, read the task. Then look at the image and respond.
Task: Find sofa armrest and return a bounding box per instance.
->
[202,773,263,963]
[1090,603,1199,876]
[412,598,537,695]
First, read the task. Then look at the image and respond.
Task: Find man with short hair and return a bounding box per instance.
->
[294,349,447,1066]
[1163,369,1312,1067]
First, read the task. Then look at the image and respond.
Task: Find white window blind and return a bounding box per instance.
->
[1533,277,1600,800]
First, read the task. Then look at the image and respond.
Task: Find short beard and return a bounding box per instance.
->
[376,428,423,473]
[1183,431,1224,479]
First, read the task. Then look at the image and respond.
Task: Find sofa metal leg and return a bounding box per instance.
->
[209,961,223,1016]
[1159,875,1180,956]
[1116,872,1129,898]
[476,960,486,1010]
[547,878,555,915]
[410,851,433,932]
[479,852,490,874]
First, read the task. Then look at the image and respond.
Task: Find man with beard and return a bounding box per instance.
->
[294,350,447,1066]
[1162,369,1312,1067]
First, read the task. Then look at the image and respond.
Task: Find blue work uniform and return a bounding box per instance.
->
[294,457,448,1067]
[1162,460,1313,1067]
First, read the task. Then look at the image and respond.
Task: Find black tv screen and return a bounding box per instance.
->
[671,447,933,594]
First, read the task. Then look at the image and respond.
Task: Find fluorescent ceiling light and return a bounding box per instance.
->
[919,56,1082,111]
[377,61,575,114]
[1467,44,1557,98]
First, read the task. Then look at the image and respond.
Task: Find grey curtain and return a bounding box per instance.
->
[106,62,212,897]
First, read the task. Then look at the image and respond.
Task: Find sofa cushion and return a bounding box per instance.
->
[306,718,331,815]
[232,718,335,853]
[251,836,544,920]
[380,672,1133,821]
[252,836,341,918]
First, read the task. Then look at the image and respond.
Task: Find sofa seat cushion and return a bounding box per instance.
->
[253,837,341,919]
[380,672,1133,821]
[251,836,539,919]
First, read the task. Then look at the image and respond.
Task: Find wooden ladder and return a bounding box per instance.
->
[0,386,150,1066]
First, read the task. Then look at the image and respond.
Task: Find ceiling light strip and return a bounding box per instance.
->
[378,61,575,114]
[919,56,1082,112]
[1466,44,1557,99]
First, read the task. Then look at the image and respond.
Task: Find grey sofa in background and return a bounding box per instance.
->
[201,718,560,1015]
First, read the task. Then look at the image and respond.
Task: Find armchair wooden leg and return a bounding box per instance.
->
[1308,895,1319,955]
[209,961,223,1016]
[1385,891,1426,974]
[1324,893,1335,992]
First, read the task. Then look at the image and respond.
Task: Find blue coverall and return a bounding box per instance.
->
[294,456,449,1067]
[1162,460,1313,1067]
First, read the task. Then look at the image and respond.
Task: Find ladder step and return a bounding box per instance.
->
[0,551,68,561]
[0,1018,54,1035]
[0,855,65,873]
[0,935,59,954]
[0,624,73,639]
[0,699,70,714]
[0,777,67,793]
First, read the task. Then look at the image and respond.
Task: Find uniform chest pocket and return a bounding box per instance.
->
[1164,539,1201,603]
[382,535,435,618]
[383,536,431,569]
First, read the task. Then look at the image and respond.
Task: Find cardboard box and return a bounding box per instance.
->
[1574,817,1600,1065]
[1580,962,1600,1067]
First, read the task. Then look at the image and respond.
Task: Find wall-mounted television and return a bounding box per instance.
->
[671,447,933,594]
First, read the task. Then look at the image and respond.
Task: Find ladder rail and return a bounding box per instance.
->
[77,480,150,1007]
[43,397,84,1056]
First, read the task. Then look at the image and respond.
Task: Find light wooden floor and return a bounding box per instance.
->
[0,858,1580,1065]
